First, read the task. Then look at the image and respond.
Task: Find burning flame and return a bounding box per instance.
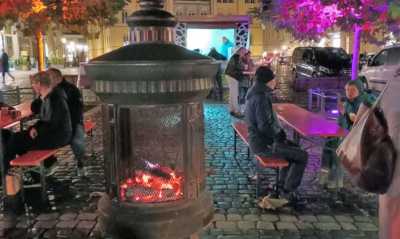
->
[120,162,183,203]
[32,0,47,13]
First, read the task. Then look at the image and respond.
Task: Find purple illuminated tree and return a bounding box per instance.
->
[255,0,400,80]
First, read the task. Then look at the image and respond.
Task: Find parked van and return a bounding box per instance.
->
[360,44,400,92]
[292,47,351,79]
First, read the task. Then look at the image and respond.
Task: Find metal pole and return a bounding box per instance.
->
[113,104,120,201]
[308,88,313,111]
[320,92,326,114]
[0,130,6,206]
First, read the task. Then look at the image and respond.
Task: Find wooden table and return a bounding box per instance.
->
[0,101,33,197]
[1,101,33,129]
[273,103,347,143]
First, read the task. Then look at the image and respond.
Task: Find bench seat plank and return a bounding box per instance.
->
[10,149,57,167]
[256,155,289,168]
[233,122,289,168]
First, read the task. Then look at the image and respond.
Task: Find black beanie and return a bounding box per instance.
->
[255,66,275,83]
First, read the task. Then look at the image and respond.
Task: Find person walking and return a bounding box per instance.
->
[220,36,234,59]
[1,50,15,84]
[225,47,247,118]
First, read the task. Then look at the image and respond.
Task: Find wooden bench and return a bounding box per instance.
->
[10,149,57,202]
[232,122,289,198]
[9,119,97,203]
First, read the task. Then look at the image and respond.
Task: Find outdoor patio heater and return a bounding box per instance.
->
[85,0,218,238]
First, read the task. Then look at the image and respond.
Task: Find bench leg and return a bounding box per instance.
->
[233,129,237,160]
[40,163,47,203]
[275,168,281,198]
[256,159,260,198]
[293,131,300,145]
[89,130,96,157]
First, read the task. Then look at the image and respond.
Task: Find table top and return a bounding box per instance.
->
[1,101,33,129]
[273,103,347,138]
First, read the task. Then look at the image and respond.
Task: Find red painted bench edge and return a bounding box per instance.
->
[232,122,289,168]
[10,149,57,167]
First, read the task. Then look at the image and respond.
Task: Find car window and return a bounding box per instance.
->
[302,49,313,64]
[373,50,388,66]
[314,48,350,69]
[293,49,303,63]
[387,48,400,65]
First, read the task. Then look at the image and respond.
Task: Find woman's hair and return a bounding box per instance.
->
[31,71,51,87]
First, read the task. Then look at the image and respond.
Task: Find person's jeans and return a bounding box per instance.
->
[71,124,86,166]
[320,137,343,188]
[258,141,308,192]
[227,75,240,113]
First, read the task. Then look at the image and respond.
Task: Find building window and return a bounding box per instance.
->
[222,0,234,3]
[245,0,256,3]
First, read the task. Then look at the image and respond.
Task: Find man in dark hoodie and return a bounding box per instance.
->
[3,71,72,172]
[245,66,308,201]
[47,68,86,176]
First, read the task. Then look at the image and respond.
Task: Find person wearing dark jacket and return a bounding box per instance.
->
[1,50,15,84]
[208,48,226,101]
[30,73,43,115]
[3,71,72,171]
[47,68,86,176]
[244,66,308,200]
[225,47,246,118]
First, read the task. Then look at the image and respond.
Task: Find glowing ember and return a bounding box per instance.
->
[32,0,47,14]
[120,162,183,203]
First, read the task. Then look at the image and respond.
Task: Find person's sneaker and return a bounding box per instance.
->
[280,191,306,207]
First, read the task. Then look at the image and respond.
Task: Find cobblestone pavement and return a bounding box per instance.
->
[0,65,379,238]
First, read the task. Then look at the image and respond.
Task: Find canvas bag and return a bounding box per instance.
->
[337,80,397,194]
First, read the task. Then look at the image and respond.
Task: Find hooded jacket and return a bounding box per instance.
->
[244,81,282,154]
[339,79,376,130]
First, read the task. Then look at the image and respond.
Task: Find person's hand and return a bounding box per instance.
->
[338,102,345,115]
[29,128,38,139]
[349,113,356,122]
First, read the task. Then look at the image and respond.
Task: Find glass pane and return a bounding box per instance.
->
[387,48,400,65]
[373,50,388,66]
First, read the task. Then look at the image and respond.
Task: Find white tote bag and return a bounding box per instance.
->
[336,79,394,192]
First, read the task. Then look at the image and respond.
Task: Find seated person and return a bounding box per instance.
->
[47,68,86,176]
[320,79,376,188]
[30,73,43,115]
[2,71,72,172]
[244,66,308,201]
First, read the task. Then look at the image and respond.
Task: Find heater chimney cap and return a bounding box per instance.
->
[90,42,211,62]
